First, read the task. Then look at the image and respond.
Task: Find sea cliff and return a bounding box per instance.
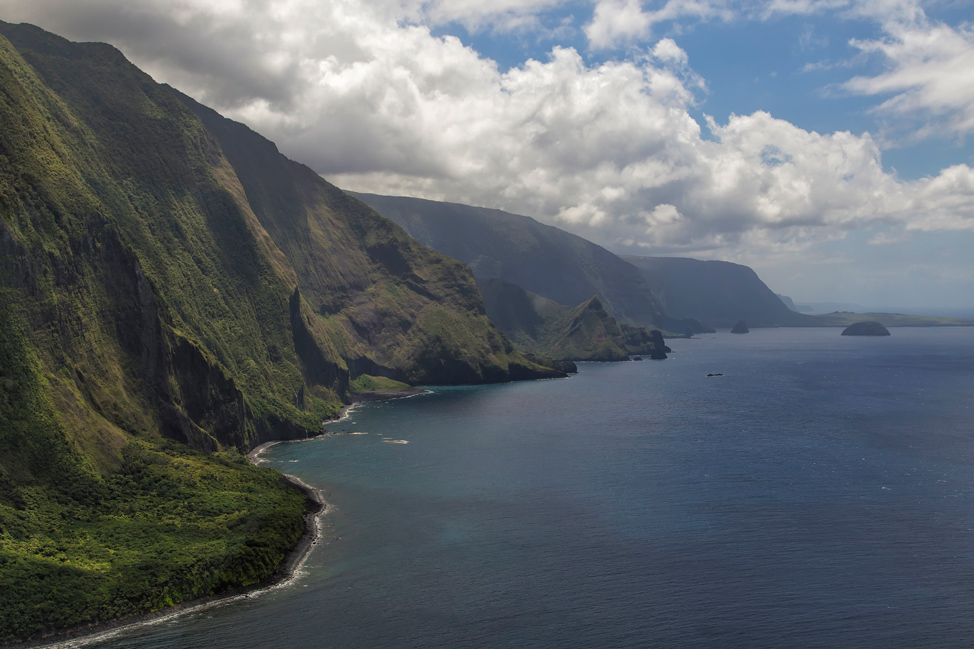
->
[0,21,558,643]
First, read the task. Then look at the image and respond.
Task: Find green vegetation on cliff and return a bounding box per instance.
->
[478,279,667,361]
[0,22,558,641]
[0,440,307,642]
[349,192,677,330]
[180,95,550,387]
[0,302,307,641]
[350,374,412,393]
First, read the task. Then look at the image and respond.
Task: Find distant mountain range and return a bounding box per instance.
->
[621,256,818,328]
[348,193,688,330]
[351,193,816,332]
[478,279,666,361]
[352,193,974,334]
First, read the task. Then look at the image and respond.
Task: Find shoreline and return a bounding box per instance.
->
[6,394,415,649]
[6,415,350,649]
[7,476,327,649]
[349,387,429,403]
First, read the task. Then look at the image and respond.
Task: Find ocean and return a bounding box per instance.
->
[81,327,974,648]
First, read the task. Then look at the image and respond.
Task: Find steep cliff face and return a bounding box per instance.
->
[0,23,323,456]
[180,94,544,388]
[0,22,561,640]
[0,22,555,459]
[623,255,819,329]
[349,192,677,330]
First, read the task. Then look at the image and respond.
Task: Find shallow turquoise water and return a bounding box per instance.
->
[89,328,974,648]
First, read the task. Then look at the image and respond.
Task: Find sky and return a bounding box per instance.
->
[3,0,973,310]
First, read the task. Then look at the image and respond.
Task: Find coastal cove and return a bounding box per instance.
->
[73,328,974,648]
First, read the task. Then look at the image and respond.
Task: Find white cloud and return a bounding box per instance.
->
[405,0,566,31]
[584,0,736,49]
[902,164,974,231]
[652,37,687,65]
[4,0,973,269]
[584,0,653,49]
[757,0,974,140]
[844,19,974,140]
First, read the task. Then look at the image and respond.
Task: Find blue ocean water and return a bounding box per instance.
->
[88,328,974,649]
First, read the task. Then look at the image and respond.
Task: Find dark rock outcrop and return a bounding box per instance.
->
[841,321,891,336]
[478,279,666,362]
[731,320,749,334]
[522,353,578,374]
[649,330,668,359]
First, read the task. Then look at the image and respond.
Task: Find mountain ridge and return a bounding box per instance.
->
[478,278,667,361]
[348,192,689,331]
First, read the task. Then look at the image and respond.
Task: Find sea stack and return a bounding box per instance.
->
[841,321,891,336]
[731,319,749,334]
[649,330,668,359]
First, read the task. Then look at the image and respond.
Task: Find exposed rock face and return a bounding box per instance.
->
[0,21,561,463]
[349,193,680,331]
[649,330,668,359]
[731,320,750,334]
[841,321,891,336]
[478,278,667,361]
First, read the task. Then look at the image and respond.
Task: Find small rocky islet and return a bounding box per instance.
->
[841,321,891,336]
[730,320,749,334]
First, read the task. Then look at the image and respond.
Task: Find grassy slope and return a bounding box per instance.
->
[0,298,307,641]
[0,22,556,642]
[349,374,412,393]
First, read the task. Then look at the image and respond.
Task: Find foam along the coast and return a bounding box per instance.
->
[27,402,401,647]
[28,446,330,649]
[382,439,409,444]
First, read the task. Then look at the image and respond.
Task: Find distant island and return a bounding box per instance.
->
[731,320,750,334]
[841,321,891,336]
